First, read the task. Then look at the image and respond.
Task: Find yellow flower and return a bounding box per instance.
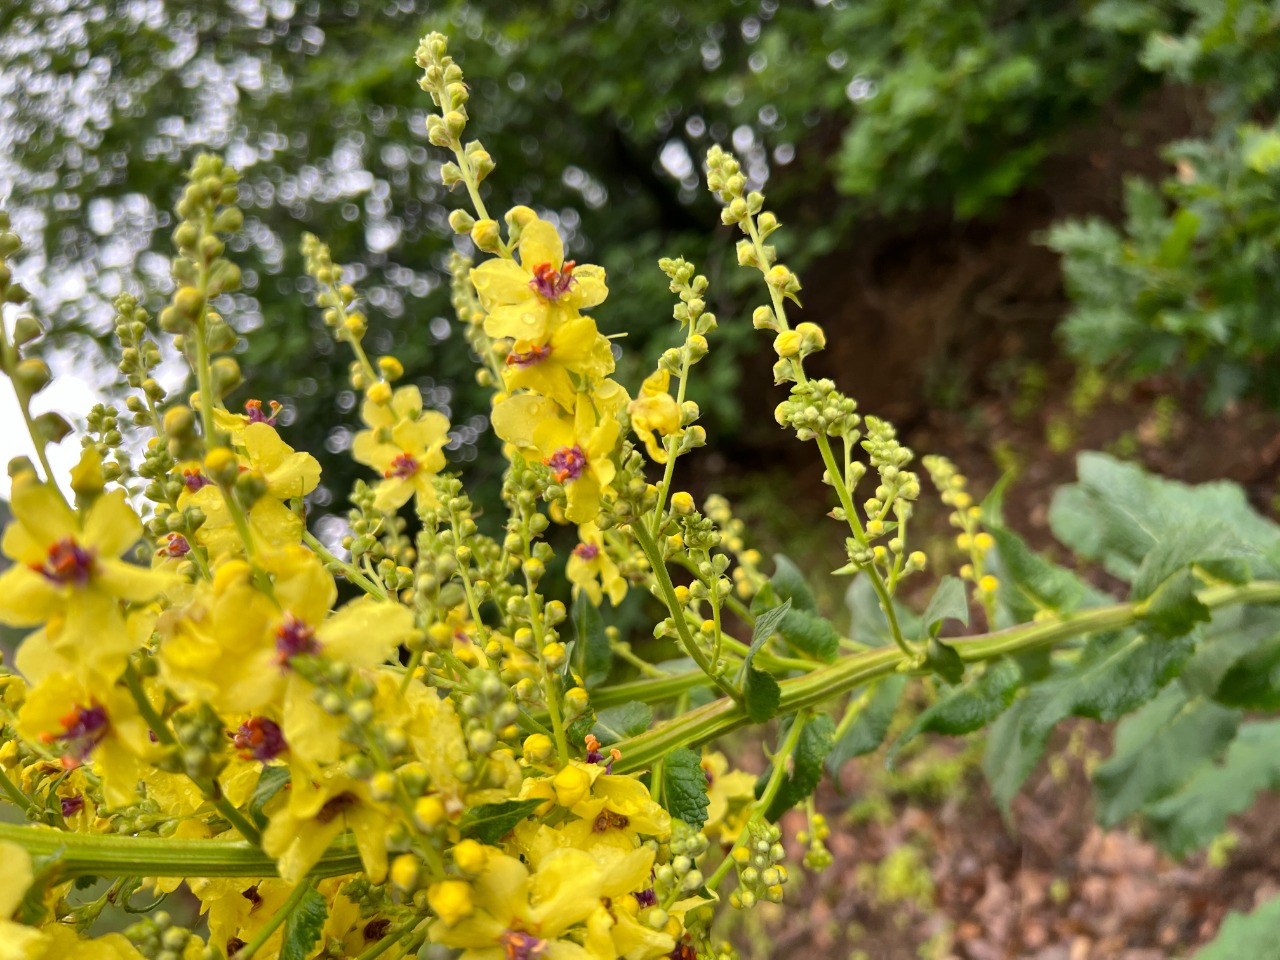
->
[16,672,159,808]
[428,847,650,960]
[567,524,627,607]
[503,314,616,411]
[0,479,173,684]
[701,752,758,843]
[191,876,295,960]
[470,217,607,341]
[262,763,394,883]
[351,385,450,512]
[628,370,681,464]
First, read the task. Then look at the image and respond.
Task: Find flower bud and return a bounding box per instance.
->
[773,330,802,359]
[522,733,554,764]
[470,219,501,253]
[427,879,474,926]
[448,209,476,234]
[671,491,695,515]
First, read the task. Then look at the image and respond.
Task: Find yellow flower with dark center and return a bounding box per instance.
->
[351,384,451,512]
[566,524,627,607]
[503,314,616,412]
[470,217,607,342]
[0,478,173,684]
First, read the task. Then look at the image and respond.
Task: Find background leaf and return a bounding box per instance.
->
[661,747,710,828]
[279,886,328,960]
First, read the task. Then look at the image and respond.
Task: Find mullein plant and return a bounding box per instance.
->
[2,29,1280,960]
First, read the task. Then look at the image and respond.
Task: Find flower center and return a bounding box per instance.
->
[42,703,109,768]
[158,533,192,559]
[234,716,288,762]
[275,614,320,664]
[384,452,420,480]
[316,792,358,824]
[36,538,95,586]
[573,542,599,561]
[528,260,576,301]
[499,931,548,960]
[183,468,212,491]
[61,794,85,818]
[593,810,630,833]
[506,343,553,367]
[544,445,587,484]
[245,399,282,425]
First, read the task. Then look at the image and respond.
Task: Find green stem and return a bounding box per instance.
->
[632,523,741,703]
[613,579,1280,772]
[0,765,36,817]
[303,530,388,600]
[233,878,316,960]
[0,822,361,879]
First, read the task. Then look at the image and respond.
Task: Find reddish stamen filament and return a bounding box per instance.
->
[544,445,587,484]
[528,260,576,301]
[384,452,419,479]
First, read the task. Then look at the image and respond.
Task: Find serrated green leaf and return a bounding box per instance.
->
[1215,632,1280,710]
[923,636,965,685]
[1143,721,1280,857]
[1092,685,1240,828]
[743,667,781,723]
[890,659,1020,768]
[778,608,839,662]
[249,765,291,828]
[983,628,1195,815]
[921,575,970,638]
[745,598,792,669]
[592,702,652,745]
[771,554,817,611]
[458,799,545,844]
[989,524,1088,620]
[566,711,596,749]
[280,886,328,960]
[765,714,835,821]
[1196,893,1280,959]
[1131,524,1254,600]
[826,675,907,779]
[1049,453,1280,584]
[1141,568,1211,638]
[571,593,611,688]
[661,747,709,829]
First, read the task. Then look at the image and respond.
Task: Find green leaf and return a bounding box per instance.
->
[1143,721,1280,857]
[989,524,1089,620]
[591,702,652,745]
[280,886,328,960]
[1243,128,1280,174]
[566,710,597,749]
[778,608,840,662]
[1196,894,1280,959]
[249,765,291,828]
[1131,523,1254,600]
[1215,632,1280,710]
[771,555,818,611]
[571,593,611,687]
[891,659,1022,767]
[826,675,907,779]
[765,714,836,821]
[1092,684,1240,828]
[745,598,793,668]
[921,575,970,638]
[1140,568,1211,638]
[458,799,545,844]
[661,747,710,829]
[983,628,1195,815]
[743,667,782,723]
[1155,208,1199,268]
[923,636,965,685]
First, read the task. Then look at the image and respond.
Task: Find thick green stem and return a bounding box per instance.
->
[0,823,360,879]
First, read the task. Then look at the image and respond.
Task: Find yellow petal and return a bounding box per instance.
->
[81,490,144,559]
[0,566,62,627]
[0,840,33,918]
[518,219,565,273]
[471,258,536,309]
[318,599,412,666]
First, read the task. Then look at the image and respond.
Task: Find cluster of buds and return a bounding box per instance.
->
[923,455,998,615]
[82,403,128,485]
[703,495,768,600]
[416,32,495,200]
[124,911,199,960]
[728,819,788,908]
[653,819,710,908]
[774,378,861,442]
[797,811,834,871]
[114,293,167,429]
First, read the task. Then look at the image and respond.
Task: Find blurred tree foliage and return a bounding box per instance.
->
[8,0,1275,521]
[1049,1,1280,411]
